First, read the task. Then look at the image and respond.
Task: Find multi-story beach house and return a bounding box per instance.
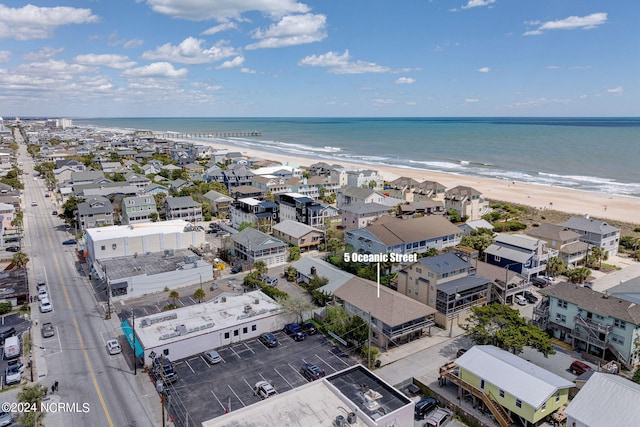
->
[444,185,489,221]
[230,197,279,233]
[163,196,203,222]
[484,234,557,281]
[526,223,589,268]
[345,215,462,256]
[534,282,640,370]
[124,172,151,189]
[230,227,288,268]
[384,177,421,201]
[121,195,158,225]
[345,169,383,189]
[76,196,114,231]
[336,186,386,208]
[412,180,447,202]
[396,252,491,329]
[341,202,391,230]
[272,220,324,251]
[559,214,621,257]
[202,190,234,218]
[276,193,330,228]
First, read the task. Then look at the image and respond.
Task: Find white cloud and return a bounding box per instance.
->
[477,67,490,73]
[524,12,607,36]
[123,39,145,49]
[241,68,256,74]
[191,81,223,91]
[0,4,99,41]
[201,22,239,35]
[461,0,495,10]
[142,0,309,21]
[122,62,188,78]
[22,47,64,61]
[142,37,239,64]
[607,86,623,95]
[299,50,391,74]
[74,54,136,70]
[395,77,415,84]
[217,56,245,69]
[508,97,571,108]
[0,50,10,63]
[246,13,326,49]
[372,98,395,106]
[464,98,479,104]
[546,65,561,69]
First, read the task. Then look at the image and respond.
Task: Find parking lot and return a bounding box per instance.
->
[159,328,356,427]
[0,312,32,388]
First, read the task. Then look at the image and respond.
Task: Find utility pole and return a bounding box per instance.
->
[132,310,137,375]
[368,311,372,369]
[104,265,111,320]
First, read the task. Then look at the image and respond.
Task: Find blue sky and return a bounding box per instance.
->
[0,0,636,117]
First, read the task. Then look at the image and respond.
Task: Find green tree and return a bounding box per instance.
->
[275,294,313,323]
[285,266,297,282]
[288,246,301,261]
[238,222,254,232]
[326,237,342,255]
[59,195,83,229]
[308,275,329,290]
[169,290,180,305]
[362,343,380,369]
[590,247,606,269]
[567,267,591,284]
[447,209,462,223]
[253,260,268,276]
[11,251,29,269]
[193,288,206,303]
[18,383,48,426]
[546,256,565,277]
[632,366,640,385]
[302,171,311,179]
[462,303,556,356]
[322,306,351,336]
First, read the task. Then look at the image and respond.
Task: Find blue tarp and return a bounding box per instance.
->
[120,320,144,358]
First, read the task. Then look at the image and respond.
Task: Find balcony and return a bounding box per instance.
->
[574,315,612,335]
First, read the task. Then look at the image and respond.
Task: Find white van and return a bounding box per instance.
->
[3,336,20,359]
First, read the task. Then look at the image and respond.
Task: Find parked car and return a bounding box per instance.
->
[230,265,242,274]
[152,357,178,384]
[52,210,58,215]
[523,291,539,303]
[456,348,467,358]
[569,360,593,375]
[62,239,77,245]
[514,294,527,306]
[258,275,269,283]
[283,323,307,341]
[265,277,278,286]
[415,397,438,420]
[0,327,16,345]
[0,411,13,427]
[258,333,278,348]
[37,281,46,291]
[531,277,550,288]
[301,322,317,335]
[38,288,48,301]
[203,350,222,364]
[107,339,121,355]
[300,363,325,381]
[39,297,52,313]
[5,360,24,385]
[31,201,37,206]
[254,381,277,399]
[5,246,19,252]
[424,408,453,427]
[41,322,55,338]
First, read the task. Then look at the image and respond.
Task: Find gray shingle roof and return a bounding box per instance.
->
[164,196,200,209]
[272,220,321,238]
[418,252,470,275]
[560,215,619,234]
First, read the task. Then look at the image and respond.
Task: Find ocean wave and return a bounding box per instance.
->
[538,172,616,185]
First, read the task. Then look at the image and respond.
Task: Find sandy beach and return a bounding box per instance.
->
[203,139,638,225]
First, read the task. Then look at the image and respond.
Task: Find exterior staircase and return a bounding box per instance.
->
[607,343,632,370]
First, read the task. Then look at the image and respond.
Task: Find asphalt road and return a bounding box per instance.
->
[17,139,155,426]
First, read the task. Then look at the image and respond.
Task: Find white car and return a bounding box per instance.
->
[254,381,277,399]
[514,294,527,306]
[39,297,52,313]
[203,350,222,364]
[107,339,121,355]
[38,288,48,301]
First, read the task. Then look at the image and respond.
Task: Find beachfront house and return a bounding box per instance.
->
[444,185,490,221]
[396,252,491,329]
[345,215,462,256]
[474,260,527,305]
[534,282,640,370]
[385,177,421,201]
[453,346,574,427]
[333,276,436,349]
[346,169,383,189]
[526,223,589,268]
[484,234,556,281]
[559,215,621,257]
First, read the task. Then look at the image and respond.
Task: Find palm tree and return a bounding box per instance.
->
[590,247,606,269]
[11,251,29,269]
[193,288,206,303]
[546,256,564,277]
[169,290,180,305]
[568,267,591,284]
[254,260,268,277]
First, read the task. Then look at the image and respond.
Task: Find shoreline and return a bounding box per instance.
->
[98,126,638,225]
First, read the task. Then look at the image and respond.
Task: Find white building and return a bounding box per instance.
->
[83,220,206,265]
[134,291,283,364]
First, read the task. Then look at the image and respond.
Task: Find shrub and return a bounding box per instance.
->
[0,302,12,315]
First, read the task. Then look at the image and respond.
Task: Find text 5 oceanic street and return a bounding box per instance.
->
[343,253,417,263]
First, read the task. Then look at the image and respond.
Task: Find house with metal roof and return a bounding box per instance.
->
[565,372,640,427]
[533,282,640,370]
[485,233,557,281]
[397,252,491,328]
[334,276,436,349]
[560,214,621,257]
[452,345,574,427]
[345,215,462,256]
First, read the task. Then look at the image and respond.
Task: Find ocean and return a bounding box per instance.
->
[74,117,640,198]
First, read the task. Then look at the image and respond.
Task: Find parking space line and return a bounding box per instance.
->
[188,297,196,304]
[288,362,306,381]
[210,390,226,411]
[229,346,242,360]
[315,354,338,372]
[274,368,294,390]
[243,378,254,395]
[330,350,352,368]
[184,360,195,374]
[242,342,255,354]
[228,384,245,407]
[142,307,149,315]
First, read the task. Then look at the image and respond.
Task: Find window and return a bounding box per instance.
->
[555,392,560,403]
[557,300,568,309]
[541,403,546,412]
[611,334,625,345]
[243,327,248,334]
[494,256,501,262]
[479,379,485,390]
[233,329,239,337]
[112,244,117,250]
[224,332,230,339]
[515,399,522,408]
[101,245,106,251]
[614,319,626,330]
[252,325,257,332]
[555,314,567,323]
[499,389,505,398]
[416,267,422,274]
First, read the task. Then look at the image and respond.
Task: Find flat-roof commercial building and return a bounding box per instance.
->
[203,364,413,427]
[133,291,283,364]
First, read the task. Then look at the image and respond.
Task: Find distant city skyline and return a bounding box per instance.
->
[0,1,637,117]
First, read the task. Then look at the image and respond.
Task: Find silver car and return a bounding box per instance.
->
[203,350,222,364]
